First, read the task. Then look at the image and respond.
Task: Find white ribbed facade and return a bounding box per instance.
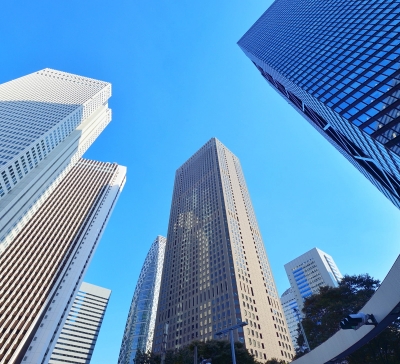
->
[49,282,111,364]
[118,236,166,364]
[0,68,112,254]
[0,159,126,364]
[24,161,126,364]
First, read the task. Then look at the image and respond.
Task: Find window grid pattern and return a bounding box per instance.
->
[153,138,293,361]
[238,0,400,209]
[0,68,111,200]
[0,159,119,363]
[280,288,300,350]
[0,107,112,255]
[49,284,110,364]
[283,248,343,350]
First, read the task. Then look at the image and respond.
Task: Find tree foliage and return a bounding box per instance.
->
[264,359,287,364]
[296,274,400,363]
[133,339,287,364]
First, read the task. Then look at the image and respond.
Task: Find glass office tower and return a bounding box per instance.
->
[118,236,167,364]
[238,1,400,209]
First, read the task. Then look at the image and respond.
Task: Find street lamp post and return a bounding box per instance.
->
[161,322,169,364]
[215,322,248,364]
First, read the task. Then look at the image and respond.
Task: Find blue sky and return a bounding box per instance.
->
[2,1,400,362]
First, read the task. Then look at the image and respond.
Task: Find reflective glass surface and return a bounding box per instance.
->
[118,236,166,364]
[239,0,400,209]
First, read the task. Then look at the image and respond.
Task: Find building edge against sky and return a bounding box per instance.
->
[49,282,111,364]
[152,138,294,361]
[238,1,400,210]
[0,68,112,255]
[118,236,166,364]
[0,159,126,364]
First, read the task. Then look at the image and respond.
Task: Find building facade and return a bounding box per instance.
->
[152,138,294,362]
[0,68,112,254]
[118,236,167,364]
[49,282,111,364]
[0,159,126,364]
[280,288,300,350]
[281,248,342,347]
[238,1,400,209]
[284,248,342,311]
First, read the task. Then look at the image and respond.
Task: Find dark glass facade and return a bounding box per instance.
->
[238,0,400,208]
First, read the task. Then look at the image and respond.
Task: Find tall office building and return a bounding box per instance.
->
[281,248,342,347]
[118,236,166,364]
[280,288,299,349]
[0,159,126,364]
[152,138,294,362]
[0,68,112,254]
[49,282,111,364]
[284,248,342,311]
[238,1,400,209]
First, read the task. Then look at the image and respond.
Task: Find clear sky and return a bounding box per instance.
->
[2,1,400,363]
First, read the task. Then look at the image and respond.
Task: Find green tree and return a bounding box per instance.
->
[296,274,400,363]
[134,339,265,364]
[265,359,287,364]
[133,349,160,364]
[193,339,258,364]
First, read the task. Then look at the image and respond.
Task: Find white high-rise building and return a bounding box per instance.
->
[280,288,300,349]
[282,248,342,347]
[49,282,111,364]
[0,159,126,364]
[0,68,112,254]
[284,248,342,312]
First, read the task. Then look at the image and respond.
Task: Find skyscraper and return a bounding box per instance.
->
[118,236,167,364]
[0,68,112,254]
[280,288,299,349]
[152,138,294,362]
[281,248,342,347]
[0,159,126,364]
[49,282,111,364]
[238,1,400,209]
[284,248,342,311]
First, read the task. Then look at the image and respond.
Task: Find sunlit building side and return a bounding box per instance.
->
[49,282,111,364]
[152,138,294,362]
[0,69,112,254]
[281,248,342,348]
